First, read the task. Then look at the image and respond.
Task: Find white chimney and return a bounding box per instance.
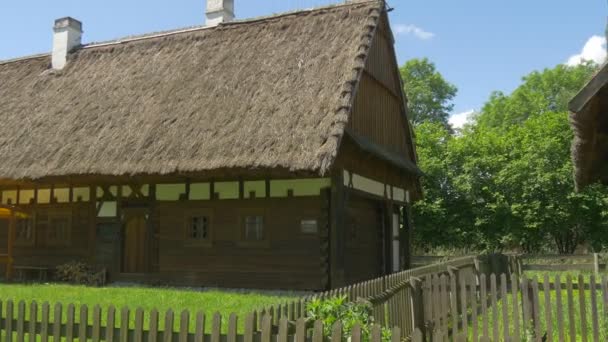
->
[206,0,234,26]
[52,17,83,70]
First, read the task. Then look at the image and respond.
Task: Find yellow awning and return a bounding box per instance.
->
[0,207,29,219]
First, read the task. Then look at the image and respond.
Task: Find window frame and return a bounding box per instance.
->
[14,214,35,247]
[184,208,214,247]
[237,208,269,248]
[43,208,73,247]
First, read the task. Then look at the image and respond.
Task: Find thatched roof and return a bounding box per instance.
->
[0,1,410,181]
[569,63,608,189]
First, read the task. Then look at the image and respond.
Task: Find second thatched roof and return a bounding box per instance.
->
[569,63,608,189]
[0,1,398,180]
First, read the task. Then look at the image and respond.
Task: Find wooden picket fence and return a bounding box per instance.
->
[511,253,604,275]
[255,255,485,340]
[417,272,608,342]
[0,299,406,342]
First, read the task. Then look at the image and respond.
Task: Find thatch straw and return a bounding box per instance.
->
[569,64,608,189]
[0,1,384,180]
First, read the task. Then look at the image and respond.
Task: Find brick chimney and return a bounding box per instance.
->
[206,0,234,26]
[52,17,83,70]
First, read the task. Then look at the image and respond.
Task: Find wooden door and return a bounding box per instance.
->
[122,212,147,273]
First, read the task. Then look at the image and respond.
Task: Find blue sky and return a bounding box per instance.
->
[1,0,606,126]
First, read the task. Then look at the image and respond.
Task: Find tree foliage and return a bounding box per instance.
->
[412,62,608,254]
[400,58,457,129]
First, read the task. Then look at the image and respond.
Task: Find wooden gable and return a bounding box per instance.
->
[347,13,415,162]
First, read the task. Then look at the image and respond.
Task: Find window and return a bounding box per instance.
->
[244,215,264,241]
[15,217,35,246]
[48,216,71,245]
[38,209,72,247]
[189,216,210,240]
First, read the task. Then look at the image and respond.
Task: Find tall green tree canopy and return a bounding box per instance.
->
[412,62,608,254]
[474,62,597,129]
[400,58,457,128]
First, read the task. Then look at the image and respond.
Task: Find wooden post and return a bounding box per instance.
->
[329,171,346,288]
[409,278,425,340]
[594,253,600,277]
[6,210,16,280]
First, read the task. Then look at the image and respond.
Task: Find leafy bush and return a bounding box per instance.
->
[306,296,391,341]
[55,261,106,286]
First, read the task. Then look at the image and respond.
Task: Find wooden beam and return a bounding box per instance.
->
[329,171,346,288]
[570,64,608,112]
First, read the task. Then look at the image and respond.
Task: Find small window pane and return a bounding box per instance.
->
[157,184,186,201]
[2,190,17,205]
[19,190,35,205]
[189,216,210,240]
[73,187,90,202]
[245,216,264,241]
[37,189,51,204]
[190,183,210,200]
[48,217,70,243]
[54,188,70,203]
[97,201,117,218]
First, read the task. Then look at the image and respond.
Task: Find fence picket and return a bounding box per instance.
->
[17,300,25,342]
[530,277,540,341]
[480,273,488,338]
[579,275,588,342]
[92,305,101,342]
[107,305,116,342]
[164,309,174,342]
[511,274,520,342]
[179,310,189,342]
[543,275,553,342]
[41,302,50,342]
[459,272,468,339]
[521,276,532,336]
[490,274,498,342]
[134,308,144,342]
[590,275,599,342]
[411,328,422,342]
[79,305,88,342]
[566,276,575,342]
[331,321,342,342]
[278,317,288,342]
[66,303,75,342]
[555,275,565,342]
[212,312,221,342]
[149,309,159,342]
[470,273,478,342]
[312,320,323,342]
[440,274,448,336]
[243,313,253,342]
[6,301,14,342]
[228,313,238,342]
[295,317,306,342]
[28,301,37,342]
[120,307,129,342]
[450,273,458,337]
[391,327,401,342]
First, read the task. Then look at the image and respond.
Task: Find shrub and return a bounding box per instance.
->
[306,296,391,341]
[55,261,106,286]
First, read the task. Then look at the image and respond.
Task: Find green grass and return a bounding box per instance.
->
[464,272,608,342]
[0,283,299,334]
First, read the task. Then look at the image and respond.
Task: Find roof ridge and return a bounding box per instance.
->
[84,1,381,49]
[0,53,49,66]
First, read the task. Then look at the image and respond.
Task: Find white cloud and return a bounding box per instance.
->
[394,24,435,40]
[567,35,607,66]
[449,110,475,129]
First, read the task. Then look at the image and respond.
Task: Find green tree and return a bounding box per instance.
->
[400,58,457,129]
[475,62,597,129]
[413,63,608,253]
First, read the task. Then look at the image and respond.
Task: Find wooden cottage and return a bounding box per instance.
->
[570,63,608,189]
[0,0,422,290]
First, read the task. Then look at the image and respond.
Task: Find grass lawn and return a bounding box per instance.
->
[0,283,300,334]
[465,272,608,342]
